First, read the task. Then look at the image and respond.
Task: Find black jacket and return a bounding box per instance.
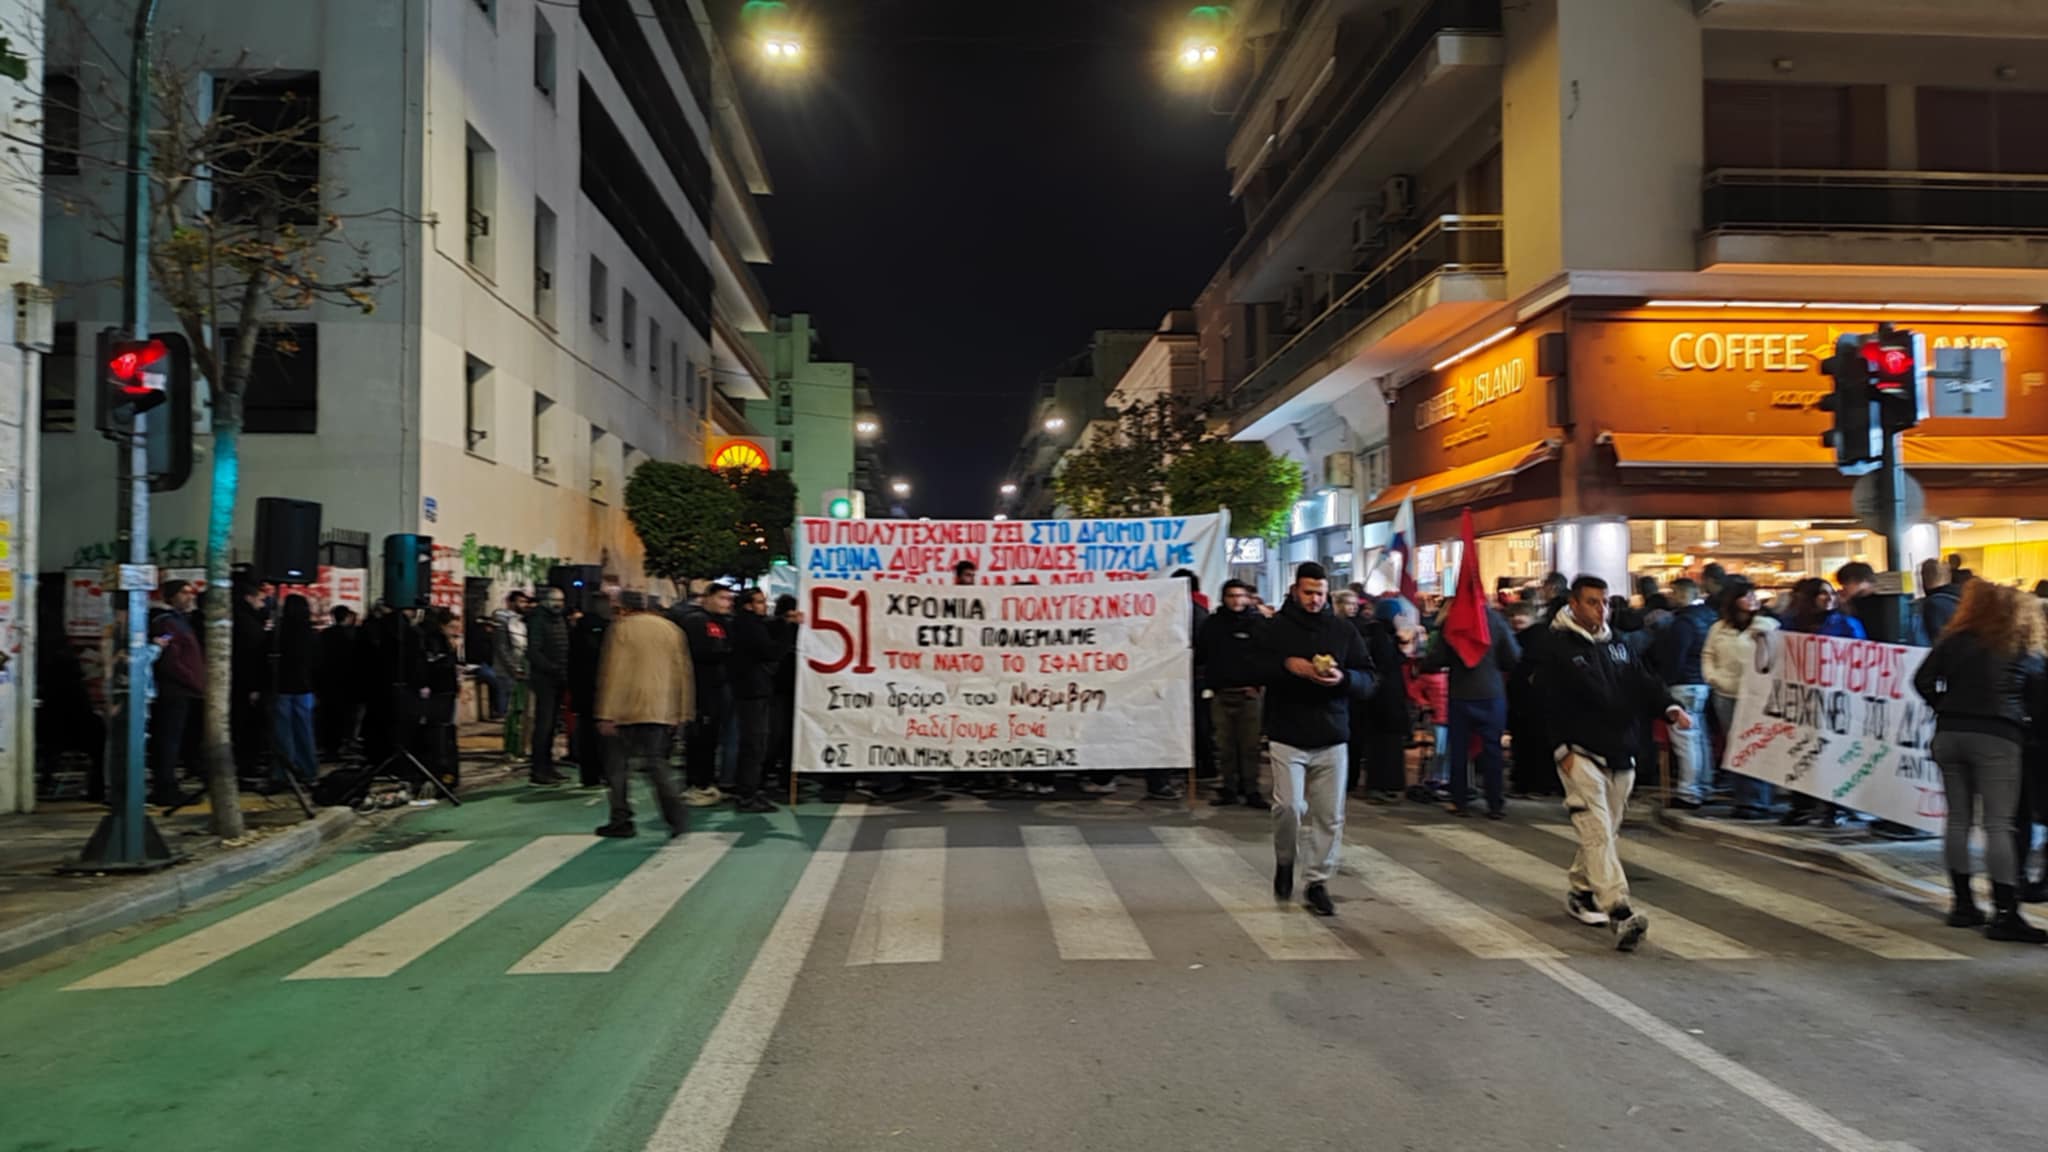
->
[231,601,270,692]
[526,605,570,681]
[1359,616,1408,726]
[569,611,610,706]
[1913,631,2047,743]
[1920,583,1964,643]
[1254,599,1376,749]
[274,621,319,695]
[772,618,799,696]
[1538,610,1678,773]
[316,625,359,698]
[728,609,778,701]
[674,603,733,698]
[1197,607,1266,691]
[1655,601,1716,686]
[1422,605,1521,700]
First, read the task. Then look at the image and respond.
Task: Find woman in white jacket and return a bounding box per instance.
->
[1702,578,1780,819]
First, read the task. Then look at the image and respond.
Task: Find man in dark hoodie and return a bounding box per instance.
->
[1423,594,1521,818]
[526,587,572,785]
[1255,562,1376,917]
[1197,579,1266,806]
[569,593,613,787]
[727,587,781,814]
[673,583,735,805]
[1540,574,1692,952]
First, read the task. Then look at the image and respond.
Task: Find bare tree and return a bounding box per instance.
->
[34,5,404,836]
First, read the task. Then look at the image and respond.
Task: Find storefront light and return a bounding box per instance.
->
[1848,531,1868,540]
[1640,298,2037,313]
[1762,541,1780,548]
[1431,326,1517,372]
[1804,536,1825,545]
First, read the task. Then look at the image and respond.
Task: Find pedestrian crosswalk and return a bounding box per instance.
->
[66,818,1977,992]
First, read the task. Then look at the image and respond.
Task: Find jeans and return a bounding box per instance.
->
[1270,740,1347,885]
[1447,696,1508,813]
[271,692,318,784]
[607,724,686,833]
[1209,690,1263,797]
[1932,730,2023,885]
[1561,750,1636,914]
[686,705,727,791]
[150,694,195,800]
[529,676,562,778]
[1712,693,1773,809]
[1667,684,1713,801]
[734,696,771,801]
[502,678,528,756]
[473,664,505,718]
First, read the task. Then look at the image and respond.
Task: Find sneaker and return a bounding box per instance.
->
[1077,779,1117,795]
[1486,809,1506,821]
[1211,790,1239,807]
[683,786,724,807]
[734,795,779,814]
[1666,796,1703,811]
[1567,890,1609,926]
[1304,882,1335,917]
[594,820,637,838]
[1611,907,1650,952]
[1274,863,1294,900]
[530,769,566,786]
[1146,784,1184,801]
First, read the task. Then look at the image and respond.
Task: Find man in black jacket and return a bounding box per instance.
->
[1255,563,1375,917]
[1198,579,1266,806]
[1655,577,1716,808]
[1423,596,1521,818]
[674,584,735,804]
[728,588,780,814]
[526,588,572,785]
[569,595,613,787]
[1541,574,1692,952]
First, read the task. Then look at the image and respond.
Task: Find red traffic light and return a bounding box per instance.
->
[1860,341,1911,379]
[109,338,169,394]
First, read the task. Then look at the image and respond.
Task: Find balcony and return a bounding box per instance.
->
[712,312,772,401]
[709,384,755,438]
[1227,215,1505,436]
[1701,168,2048,272]
[1229,0,1502,299]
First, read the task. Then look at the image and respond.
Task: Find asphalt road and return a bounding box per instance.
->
[4,782,2043,1152]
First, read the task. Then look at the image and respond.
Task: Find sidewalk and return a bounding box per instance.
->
[1654,805,1961,908]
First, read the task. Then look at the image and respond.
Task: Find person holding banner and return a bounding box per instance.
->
[1703,579,1780,820]
[1912,580,2048,943]
[1256,563,1376,918]
[1541,574,1692,953]
[1198,579,1267,806]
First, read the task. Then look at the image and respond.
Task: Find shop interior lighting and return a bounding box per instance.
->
[1642,299,2038,313]
[1432,326,1517,372]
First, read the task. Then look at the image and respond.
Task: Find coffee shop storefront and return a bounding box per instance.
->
[1365,300,2048,601]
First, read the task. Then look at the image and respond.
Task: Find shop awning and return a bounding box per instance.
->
[1602,432,2048,478]
[1362,440,1559,521]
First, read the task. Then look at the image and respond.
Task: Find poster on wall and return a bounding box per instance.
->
[1727,630,1943,834]
[276,568,371,622]
[794,578,1192,774]
[796,512,1230,593]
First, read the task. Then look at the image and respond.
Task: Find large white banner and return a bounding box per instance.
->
[1728,630,1944,833]
[796,513,1230,593]
[795,578,1193,774]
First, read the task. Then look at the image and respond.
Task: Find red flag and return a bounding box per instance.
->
[1444,507,1491,668]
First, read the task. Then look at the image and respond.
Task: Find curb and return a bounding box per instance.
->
[1651,806,1949,908]
[0,806,360,972]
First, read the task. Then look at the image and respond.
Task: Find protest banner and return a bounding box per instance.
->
[796,513,1230,593]
[1727,630,1943,833]
[794,577,1193,777]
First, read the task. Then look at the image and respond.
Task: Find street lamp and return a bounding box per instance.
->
[1000,482,1018,496]
[856,418,879,435]
[891,480,911,497]
[1178,41,1220,69]
[1044,416,1066,433]
[994,513,1009,522]
[761,35,803,61]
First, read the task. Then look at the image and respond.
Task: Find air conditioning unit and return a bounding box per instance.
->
[1282,282,1308,329]
[1377,175,1415,224]
[1322,451,1356,491]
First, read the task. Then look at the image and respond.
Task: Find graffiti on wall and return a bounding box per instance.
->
[458,533,561,584]
[71,537,203,569]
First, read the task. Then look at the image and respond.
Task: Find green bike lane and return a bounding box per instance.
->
[0,785,833,1152]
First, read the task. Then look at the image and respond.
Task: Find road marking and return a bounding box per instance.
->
[643,806,864,1152]
[1528,957,1920,1152]
[508,833,741,975]
[1418,826,1761,961]
[1152,826,1357,961]
[67,841,471,990]
[1535,825,1963,961]
[845,826,947,965]
[1341,840,1564,960]
[1020,826,1152,960]
[286,836,596,980]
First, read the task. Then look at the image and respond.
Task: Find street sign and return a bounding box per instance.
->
[1931,347,2005,419]
[1852,470,1925,527]
[117,563,158,591]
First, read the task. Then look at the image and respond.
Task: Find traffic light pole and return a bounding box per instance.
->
[1870,430,1910,646]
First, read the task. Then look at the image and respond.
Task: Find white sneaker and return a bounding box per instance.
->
[1566,890,1610,927]
[1077,779,1116,795]
[1612,907,1650,952]
[684,786,724,808]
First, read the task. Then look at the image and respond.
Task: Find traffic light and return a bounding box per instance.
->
[105,334,170,415]
[822,488,861,519]
[96,328,194,492]
[1818,332,1880,476]
[1864,323,1928,433]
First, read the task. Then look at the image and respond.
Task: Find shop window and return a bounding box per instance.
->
[41,321,77,432]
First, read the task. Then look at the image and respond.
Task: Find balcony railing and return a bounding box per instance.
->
[1228,214,1504,414]
[1229,0,1502,276]
[1703,168,2048,235]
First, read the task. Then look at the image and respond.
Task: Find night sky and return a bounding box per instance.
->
[732,0,1237,518]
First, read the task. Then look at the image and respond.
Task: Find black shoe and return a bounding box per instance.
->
[1242,792,1265,808]
[1486,808,1506,821]
[595,820,637,838]
[1274,863,1294,900]
[1611,905,1649,952]
[1566,890,1609,926]
[531,769,566,786]
[1211,791,1239,807]
[1730,806,1768,821]
[1146,784,1184,801]
[1444,803,1471,818]
[1666,796,1703,811]
[1304,882,1335,917]
[1986,909,2048,944]
[734,795,778,814]
[1948,872,1986,928]
[2023,879,2048,905]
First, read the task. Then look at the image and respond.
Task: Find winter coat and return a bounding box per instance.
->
[1920,583,1964,643]
[674,603,732,698]
[1254,599,1375,749]
[1655,601,1717,686]
[1913,630,2048,744]
[1360,612,1409,727]
[1702,614,1779,700]
[1537,608,1679,774]
[1197,607,1266,692]
[569,609,610,707]
[596,613,695,726]
[1788,611,1866,640]
[526,604,570,682]
[728,610,778,701]
[1421,604,1521,701]
[492,609,528,680]
[274,620,320,695]
[148,607,206,699]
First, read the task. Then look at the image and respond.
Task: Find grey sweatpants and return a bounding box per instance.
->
[1271,740,1346,884]
[1932,730,2022,885]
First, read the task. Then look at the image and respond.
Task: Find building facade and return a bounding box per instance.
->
[1000,330,1151,520]
[39,0,773,622]
[1201,0,2048,600]
[1,5,44,812]
[745,314,860,522]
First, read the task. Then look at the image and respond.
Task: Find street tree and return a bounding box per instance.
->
[625,462,743,595]
[723,467,796,582]
[1166,439,1302,542]
[1051,396,1203,517]
[41,9,402,836]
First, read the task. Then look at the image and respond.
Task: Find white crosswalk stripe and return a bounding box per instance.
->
[288,836,599,980]
[1021,826,1153,960]
[1343,839,1564,960]
[846,826,948,965]
[1416,826,1762,960]
[1534,824,1965,961]
[1153,826,1359,960]
[68,841,472,990]
[510,833,742,975]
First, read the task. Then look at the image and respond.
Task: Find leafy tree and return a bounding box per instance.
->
[626,463,742,592]
[722,467,796,581]
[1167,440,1302,542]
[1051,396,1203,517]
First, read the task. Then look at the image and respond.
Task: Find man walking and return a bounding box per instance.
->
[569,593,613,787]
[675,583,735,806]
[1541,574,1693,952]
[1655,577,1716,809]
[1424,592,1520,818]
[594,591,694,839]
[147,580,206,807]
[1257,563,1376,917]
[493,591,531,760]
[526,588,571,785]
[727,588,781,814]
[1198,579,1266,806]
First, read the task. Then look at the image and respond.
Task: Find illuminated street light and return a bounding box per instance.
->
[761,36,803,60]
[993,513,1009,522]
[1000,482,1018,496]
[891,480,911,496]
[856,418,879,435]
[1043,416,1067,433]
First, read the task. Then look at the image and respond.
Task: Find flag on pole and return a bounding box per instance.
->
[1389,493,1419,606]
[1444,507,1492,667]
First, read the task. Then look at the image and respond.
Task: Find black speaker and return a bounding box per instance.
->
[255,497,322,584]
[548,564,603,613]
[383,533,433,608]
[1535,330,1568,377]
